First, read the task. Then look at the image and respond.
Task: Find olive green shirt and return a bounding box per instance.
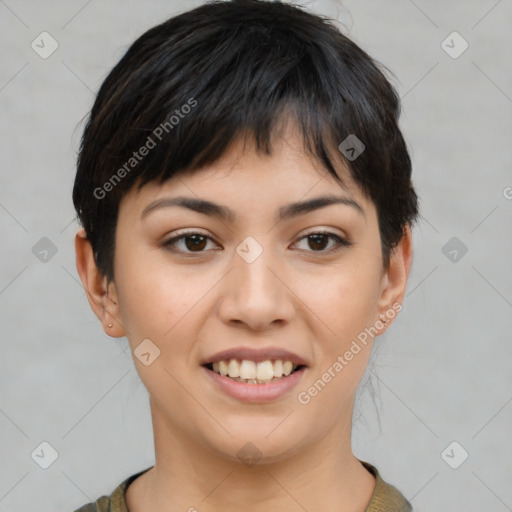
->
[73,461,412,512]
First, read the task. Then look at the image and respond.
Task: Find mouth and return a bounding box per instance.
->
[202,359,307,384]
[200,347,309,402]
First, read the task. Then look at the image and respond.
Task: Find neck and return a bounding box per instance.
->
[126,399,375,512]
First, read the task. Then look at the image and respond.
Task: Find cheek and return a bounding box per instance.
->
[115,249,216,349]
[113,246,178,337]
[296,258,382,341]
[297,269,379,412]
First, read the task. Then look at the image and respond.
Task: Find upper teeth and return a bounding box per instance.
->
[212,359,297,380]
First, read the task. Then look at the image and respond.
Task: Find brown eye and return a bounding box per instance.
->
[163,232,219,254]
[294,231,352,253]
[182,234,208,251]
[308,233,330,251]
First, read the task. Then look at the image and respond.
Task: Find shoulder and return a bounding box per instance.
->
[71,467,153,512]
[72,495,110,512]
[361,461,413,512]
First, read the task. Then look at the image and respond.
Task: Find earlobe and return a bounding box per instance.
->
[74,228,126,338]
[376,225,413,332]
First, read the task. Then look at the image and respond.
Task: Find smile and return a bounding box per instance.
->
[205,359,305,384]
[202,360,307,403]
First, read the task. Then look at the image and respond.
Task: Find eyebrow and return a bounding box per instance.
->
[140,194,365,222]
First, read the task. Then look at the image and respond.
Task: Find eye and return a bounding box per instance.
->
[293,231,352,253]
[162,231,220,254]
[162,230,352,255]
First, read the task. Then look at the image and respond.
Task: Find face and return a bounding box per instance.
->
[76,125,411,465]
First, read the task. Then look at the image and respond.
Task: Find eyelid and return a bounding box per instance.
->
[298,226,350,241]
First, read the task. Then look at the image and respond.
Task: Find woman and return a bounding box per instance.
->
[72,0,419,510]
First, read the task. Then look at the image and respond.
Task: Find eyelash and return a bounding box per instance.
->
[162,230,352,255]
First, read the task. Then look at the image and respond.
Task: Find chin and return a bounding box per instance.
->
[204,422,308,465]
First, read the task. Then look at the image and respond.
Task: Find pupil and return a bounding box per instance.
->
[309,234,327,251]
[186,235,206,251]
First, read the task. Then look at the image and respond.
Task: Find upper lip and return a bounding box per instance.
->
[202,347,309,367]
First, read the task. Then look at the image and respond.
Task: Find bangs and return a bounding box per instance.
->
[81,5,387,203]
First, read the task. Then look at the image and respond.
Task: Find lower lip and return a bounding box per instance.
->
[202,366,307,403]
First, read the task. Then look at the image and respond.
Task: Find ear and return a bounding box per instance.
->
[375,224,413,334]
[74,228,126,338]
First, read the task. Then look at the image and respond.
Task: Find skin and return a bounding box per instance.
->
[75,123,413,512]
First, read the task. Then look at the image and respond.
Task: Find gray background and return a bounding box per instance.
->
[1,0,511,510]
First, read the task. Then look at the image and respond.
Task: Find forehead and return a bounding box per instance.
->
[119,124,372,221]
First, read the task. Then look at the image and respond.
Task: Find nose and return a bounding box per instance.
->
[216,241,296,331]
